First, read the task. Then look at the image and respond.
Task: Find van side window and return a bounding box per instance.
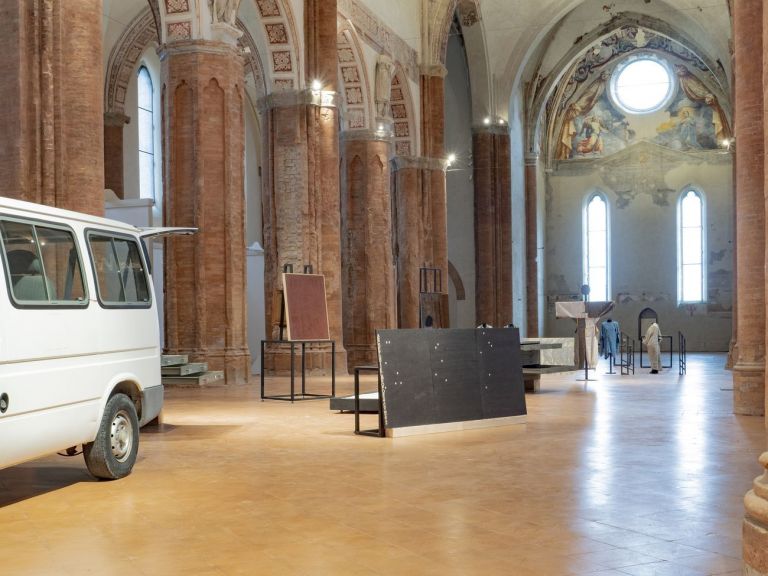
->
[0,220,87,305]
[88,234,150,306]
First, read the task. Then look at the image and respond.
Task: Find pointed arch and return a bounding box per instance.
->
[105,8,158,116]
[431,0,493,122]
[336,19,373,131]
[391,67,416,157]
[153,0,301,92]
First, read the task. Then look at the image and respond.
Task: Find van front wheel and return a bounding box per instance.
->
[83,393,139,480]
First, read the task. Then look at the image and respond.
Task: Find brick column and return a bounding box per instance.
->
[260,91,347,371]
[161,40,250,385]
[104,112,129,199]
[341,132,396,369]
[742,2,768,572]
[421,67,449,282]
[732,0,765,416]
[0,0,104,215]
[392,156,448,328]
[473,127,512,327]
[524,155,539,337]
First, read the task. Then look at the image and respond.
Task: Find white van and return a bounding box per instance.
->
[0,197,192,479]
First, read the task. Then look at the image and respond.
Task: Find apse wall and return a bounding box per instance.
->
[544,149,733,351]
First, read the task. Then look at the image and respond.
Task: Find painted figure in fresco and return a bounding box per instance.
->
[576,115,605,155]
[677,106,700,149]
[642,321,662,373]
[674,64,732,142]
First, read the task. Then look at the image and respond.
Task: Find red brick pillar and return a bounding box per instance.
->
[742,2,768,572]
[104,112,129,199]
[0,0,104,215]
[161,40,250,385]
[420,68,449,282]
[341,134,396,369]
[473,128,512,327]
[732,0,765,416]
[524,155,539,337]
[392,156,448,328]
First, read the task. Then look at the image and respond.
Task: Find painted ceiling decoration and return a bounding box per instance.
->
[545,25,731,165]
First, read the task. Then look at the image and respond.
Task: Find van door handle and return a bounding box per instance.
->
[0,393,8,413]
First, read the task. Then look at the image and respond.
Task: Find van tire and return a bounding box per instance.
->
[83,393,139,480]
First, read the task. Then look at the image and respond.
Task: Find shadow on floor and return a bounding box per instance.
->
[0,465,93,507]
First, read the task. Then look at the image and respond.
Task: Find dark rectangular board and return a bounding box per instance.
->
[376,328,526,429]
[282,273,330,341]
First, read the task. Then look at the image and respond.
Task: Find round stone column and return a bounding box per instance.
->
[732,0,765,416]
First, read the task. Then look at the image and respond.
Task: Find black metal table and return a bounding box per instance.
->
[260,339,336,402]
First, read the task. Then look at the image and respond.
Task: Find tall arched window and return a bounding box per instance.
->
[678,189,705,303]
[137,66,155,200]
[584,193,609,301]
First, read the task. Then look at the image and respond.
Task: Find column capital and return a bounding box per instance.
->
[257,89,342,113]
[420,63,447,78]
[472,125,510,136]
[104,112,130,127]
[159,39,246,62]
[341,129,394,144]
[525,153,540,166]
[391,155,448,172]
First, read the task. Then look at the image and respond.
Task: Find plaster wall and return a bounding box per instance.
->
[544,150,733,351]
[355,0,420,53]
[445,32,475,328]
[122,47,162,225]
[244,102,263,247]
[509,88,526,332]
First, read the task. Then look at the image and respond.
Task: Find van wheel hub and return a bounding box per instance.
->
[110,410,133,462]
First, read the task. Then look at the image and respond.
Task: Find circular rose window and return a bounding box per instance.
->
[610,57,675,115]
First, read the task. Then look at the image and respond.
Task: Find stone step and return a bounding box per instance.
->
[161,354,189,367]
[162,371,224,387]
[161,362,208,377]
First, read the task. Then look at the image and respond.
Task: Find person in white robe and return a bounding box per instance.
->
[643,322,662,373]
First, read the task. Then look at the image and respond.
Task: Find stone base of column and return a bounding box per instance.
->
[167,348,250,386]
[733,364,766,416]
[744,453,768,575]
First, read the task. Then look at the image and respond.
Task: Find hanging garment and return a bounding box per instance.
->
[600,320,621,358]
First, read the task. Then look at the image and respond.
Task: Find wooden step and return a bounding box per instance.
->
[161,363,208,377]
[161,354,189,367]
[162,371,224,387]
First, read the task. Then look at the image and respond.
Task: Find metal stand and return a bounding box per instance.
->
[576,318,596,382]
[260,339,336,402]
[678,331,687,375]
[619,332,635,375]
[605,353,615,374]
[354,365,385,437]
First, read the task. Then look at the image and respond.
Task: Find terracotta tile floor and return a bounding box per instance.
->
[1,353,766,575]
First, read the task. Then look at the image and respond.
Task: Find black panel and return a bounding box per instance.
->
[476,329,527,419]
[376,328,526,429]
[377,330,436,428]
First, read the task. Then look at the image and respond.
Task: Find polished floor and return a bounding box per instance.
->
[0,354,766,575]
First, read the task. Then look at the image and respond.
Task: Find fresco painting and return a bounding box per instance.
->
[556,64,730,161]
